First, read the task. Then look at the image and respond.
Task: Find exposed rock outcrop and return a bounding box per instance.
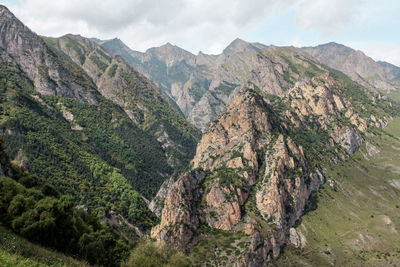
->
[152,89,324,261]
[151,170,206,249]
[151,69,394,265]
[0,5,99,104]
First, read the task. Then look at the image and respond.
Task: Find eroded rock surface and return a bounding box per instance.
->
[152,70,393,265]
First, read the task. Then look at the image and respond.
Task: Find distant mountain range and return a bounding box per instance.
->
[94,38,400,132]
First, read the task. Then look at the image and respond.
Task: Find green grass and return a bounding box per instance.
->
[188,228,250,266]
[275,117,400,266]
[0,225,88,267]
[0,250,47,267]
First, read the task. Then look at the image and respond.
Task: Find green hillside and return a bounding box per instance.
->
[275,117,400,266]
[0,225,89,267]
[0,58,157,230]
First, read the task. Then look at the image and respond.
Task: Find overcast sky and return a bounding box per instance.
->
[2,0,400,66]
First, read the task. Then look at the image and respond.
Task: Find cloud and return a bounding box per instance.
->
[296,0,365,34]
[4,0,397,66]
[6,0,296,54]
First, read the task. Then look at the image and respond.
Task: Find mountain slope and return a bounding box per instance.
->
[0,53,157,229]
[276,118,400,266]
[99,38,209,117]
[0,5,190,236]
[150,56,397,265]
[43,34,201,172]
[0,5,98,103]
[302,42,400,93]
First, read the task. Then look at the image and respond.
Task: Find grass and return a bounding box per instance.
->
[188,228,250,266]
[0,225,88,267]
[274,117,400,266]
[0,250,47,267]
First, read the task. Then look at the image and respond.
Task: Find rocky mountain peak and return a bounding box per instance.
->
[105,37,124,46]
[0,4,27,34]
[148,42,195,66]
[223,37,257,55]
[0,6,99,103]
[0,4,12,17]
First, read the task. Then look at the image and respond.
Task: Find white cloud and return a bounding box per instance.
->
[6,0,296,54]
[296,0,365,34]
[3,0,398,67]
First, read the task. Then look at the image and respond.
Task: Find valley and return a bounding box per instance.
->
[0,3,400,266]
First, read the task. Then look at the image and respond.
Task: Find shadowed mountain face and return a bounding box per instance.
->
[302,42,400,92]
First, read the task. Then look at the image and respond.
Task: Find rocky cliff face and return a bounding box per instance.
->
[151,69,395,265]
[302,42,400,92]
[0,5,99,104]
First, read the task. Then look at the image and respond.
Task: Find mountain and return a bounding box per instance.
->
[100,39,400,134]
[98,38,300,131]
[2,3,400,266]
[0,4,199,241]
[43,34,200,171]
[0,6,98,103]
[150,51,398,265]
[0,137,131,266]
[99,38,208,117]
[302,42,400,93]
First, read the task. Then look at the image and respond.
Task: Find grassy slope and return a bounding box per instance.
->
[275,117,400,266]
[0,225,88,267]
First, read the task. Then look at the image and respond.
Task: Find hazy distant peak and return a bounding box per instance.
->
[63,33,83,38]
[150,42,192,54]
[223,38,257,55]
[105,37,126,46]
[160,42,174,48]
[319,41,344,47]
[301,42,400,91]
[145,42,195,66]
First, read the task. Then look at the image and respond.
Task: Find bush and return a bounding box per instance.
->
[123,241,192,267]
[0,177,130,266]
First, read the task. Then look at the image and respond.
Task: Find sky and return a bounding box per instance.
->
[2,0,400,66]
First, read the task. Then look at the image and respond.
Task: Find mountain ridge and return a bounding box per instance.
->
[97,37,400,133]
